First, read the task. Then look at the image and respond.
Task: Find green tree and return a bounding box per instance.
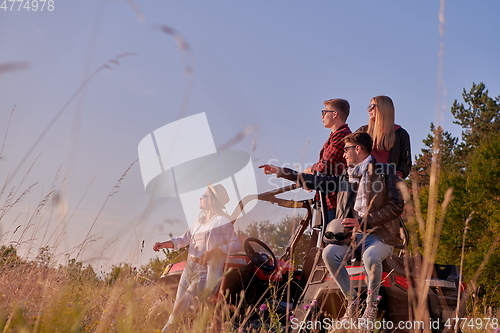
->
[140,256,168,280]
[451,82,500,160]
[106,262,134,284]
[0,245,23,267]
[413,82,500,306]
[60,258,98,282]
[35,245,53,267]
[242,215,311,267]
[411,123,458,187]
[462,132,500,299]
[140,247,188,281]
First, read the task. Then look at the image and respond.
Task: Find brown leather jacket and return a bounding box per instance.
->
[277,160,404,245]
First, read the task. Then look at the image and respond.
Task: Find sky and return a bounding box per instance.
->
[0,0,499,269]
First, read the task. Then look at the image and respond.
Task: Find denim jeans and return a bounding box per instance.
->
[162,261,208,332]
[326,209,336,223]
[162,258,226,332]
[322,233,392,305]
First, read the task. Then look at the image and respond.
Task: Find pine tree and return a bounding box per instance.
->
[413,82,500,306]
[451,82,500,160]
[411,123,458,186]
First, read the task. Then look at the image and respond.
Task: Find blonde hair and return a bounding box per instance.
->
[367,96,396,151]
[198,190,229,223]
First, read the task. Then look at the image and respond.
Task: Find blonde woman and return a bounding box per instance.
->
[357,95,412,179]
[153,184,240,332]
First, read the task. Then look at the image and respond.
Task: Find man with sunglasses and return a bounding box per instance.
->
[303,98,351,222]
[260,131,404,330]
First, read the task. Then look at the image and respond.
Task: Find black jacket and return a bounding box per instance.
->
[277,161,404,246]
[356,125,412,179]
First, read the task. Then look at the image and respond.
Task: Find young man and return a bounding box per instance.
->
[260,132,404,328]
[304,99,352,222]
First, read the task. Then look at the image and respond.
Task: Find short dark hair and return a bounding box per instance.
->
[343,131,373,154]
[324,98,350,121]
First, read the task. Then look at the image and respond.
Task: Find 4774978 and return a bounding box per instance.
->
[1,0,55,12]
[444,317,499,331]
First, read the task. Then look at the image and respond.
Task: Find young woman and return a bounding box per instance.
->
[153,184,240,332]
[357,95,412,179]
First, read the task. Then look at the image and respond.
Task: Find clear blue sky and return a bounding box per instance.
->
[1,1,499,268]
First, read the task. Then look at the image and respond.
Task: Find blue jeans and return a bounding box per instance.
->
[327,209,336,223]
[322,234,392,305]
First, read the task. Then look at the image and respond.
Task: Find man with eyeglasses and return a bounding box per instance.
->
[259,131,404,330]
[303,98,351,222]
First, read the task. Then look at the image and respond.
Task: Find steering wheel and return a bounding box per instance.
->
[244,238,277,272]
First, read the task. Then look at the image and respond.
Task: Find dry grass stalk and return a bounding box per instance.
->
[454,212,472,333]
[0,261,178,332]
[76,160,137,260]
[0,105,16,160]
[409,128,443,332]
[5,54,137,189]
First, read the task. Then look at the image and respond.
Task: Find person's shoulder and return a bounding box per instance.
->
[342,124,352,134]
[333,124,352,137]
[395,125,410,136]
[212,215,231,227]
[356,125,368,132]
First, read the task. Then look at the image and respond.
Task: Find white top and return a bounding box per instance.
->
[169,215,241,258]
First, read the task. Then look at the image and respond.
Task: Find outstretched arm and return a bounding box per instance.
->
[259,164,280,175]
[259,165,342,193]
[152,228,192,252]
[153,240,174,251]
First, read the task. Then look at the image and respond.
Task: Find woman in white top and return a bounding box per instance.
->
[153,184,240,332]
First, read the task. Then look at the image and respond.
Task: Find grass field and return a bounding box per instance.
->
[0,255,499,333]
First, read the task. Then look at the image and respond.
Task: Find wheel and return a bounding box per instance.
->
[244,238,277,272]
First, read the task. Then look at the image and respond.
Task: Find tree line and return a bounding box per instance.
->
[411,82,500,306]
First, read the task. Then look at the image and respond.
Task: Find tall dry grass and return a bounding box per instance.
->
[0,257,281,333]
[0,261,175,333]
[1,145,498,333]
[2,2,498,330]
[1,113,498,332]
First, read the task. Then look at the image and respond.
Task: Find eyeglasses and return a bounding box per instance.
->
[343,145,357,153]
[321,110,337,117]
[367,104,377,111]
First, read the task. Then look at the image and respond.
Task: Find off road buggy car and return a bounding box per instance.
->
[161,185,465,332]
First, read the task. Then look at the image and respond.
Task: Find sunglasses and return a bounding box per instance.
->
[367,104,377,111]
[321,110,337,117]
[343,145,357,153]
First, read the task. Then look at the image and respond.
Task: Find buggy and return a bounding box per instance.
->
[161,185,465,332]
